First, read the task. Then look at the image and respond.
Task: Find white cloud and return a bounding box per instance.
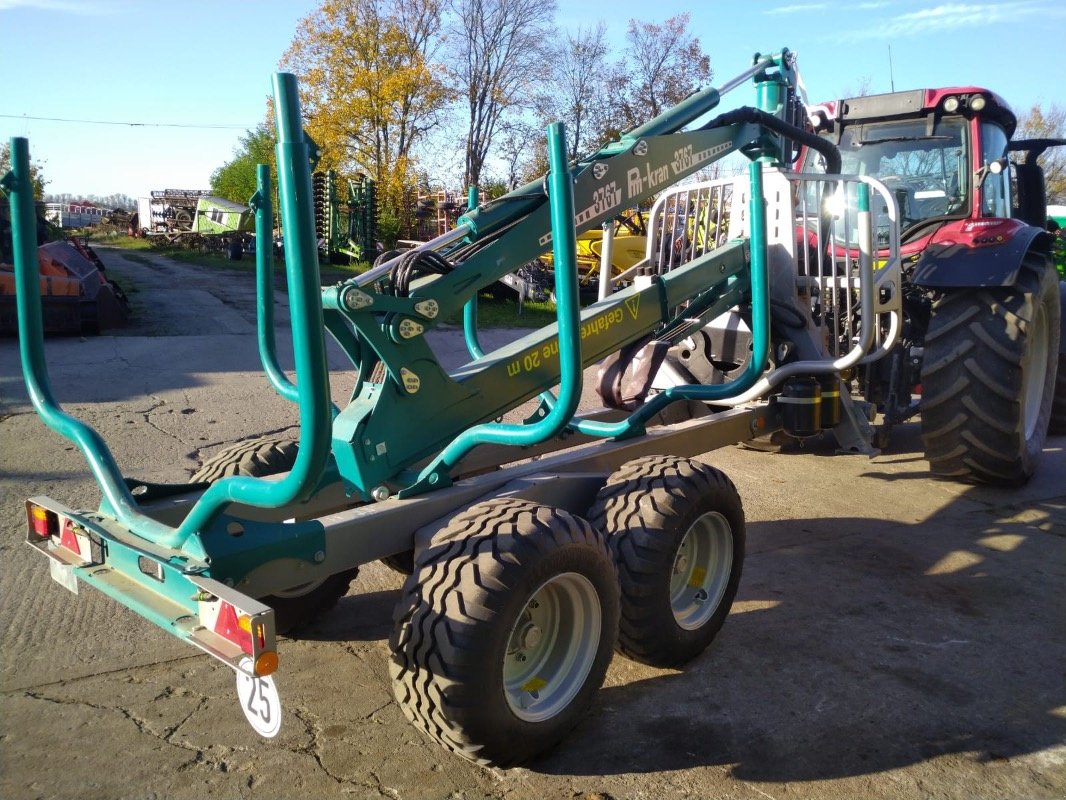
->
[764,3,830,14]
[840,1,1062,40]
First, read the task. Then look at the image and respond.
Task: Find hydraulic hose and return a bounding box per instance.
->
[701,106,841,174]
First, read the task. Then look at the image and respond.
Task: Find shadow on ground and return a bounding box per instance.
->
[531,488,1064,781]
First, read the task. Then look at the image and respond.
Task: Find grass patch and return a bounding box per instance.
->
[166,249,256,272]
[100,261,140,294]
[443,294,560,328]
[95,239,372,282]
[81,230,154,250]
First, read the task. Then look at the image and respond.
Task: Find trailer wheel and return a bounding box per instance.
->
[1050,351,1066,435]
[191,437,357,634]
[379,551,414,575]
[920,254,1060,484]
[191,438,300,483]
[389,498,618,766]
[588,455,744,668]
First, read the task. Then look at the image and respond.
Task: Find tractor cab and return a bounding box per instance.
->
[803,88,1025,254]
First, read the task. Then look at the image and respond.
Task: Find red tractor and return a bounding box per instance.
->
[804,87,1065,484]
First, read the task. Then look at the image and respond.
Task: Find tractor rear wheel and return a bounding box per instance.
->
[920,255,1060,484]
[588,455,745,668]
[1050,351,1066,435]
[389,498,618,766]
[191,437,357,634]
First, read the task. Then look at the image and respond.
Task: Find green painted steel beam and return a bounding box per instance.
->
[407,122,584,493]
[171,72,336,543]
[329,240,750,496]
[3,138,177,546]
[250,163,300,405]
[4,72,341,553]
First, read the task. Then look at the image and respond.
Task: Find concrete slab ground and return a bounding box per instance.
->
[1,250,1063,799]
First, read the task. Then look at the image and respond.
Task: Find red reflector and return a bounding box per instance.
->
[214,602,253,655]
[59,520,81,555]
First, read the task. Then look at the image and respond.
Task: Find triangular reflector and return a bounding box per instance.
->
[60,521,81,555]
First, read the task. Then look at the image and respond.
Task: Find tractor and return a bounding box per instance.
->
[798,88,1065,483]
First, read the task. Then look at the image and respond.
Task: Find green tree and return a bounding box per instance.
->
[281,0,450,226]
[1,140,48,200]
[1015,102,1066,204]
[210,122,277,204]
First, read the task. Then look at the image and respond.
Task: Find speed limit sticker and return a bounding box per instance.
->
[235,657,282,738]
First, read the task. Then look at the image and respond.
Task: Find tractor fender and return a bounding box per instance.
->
[910,225,1046,289]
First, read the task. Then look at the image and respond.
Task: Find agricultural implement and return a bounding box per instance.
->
[310,169,378,263]
[6,50,907,765]
[0,236,128,334]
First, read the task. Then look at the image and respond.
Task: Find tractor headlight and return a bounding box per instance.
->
[942,95,960,113]
[969,94,987,112]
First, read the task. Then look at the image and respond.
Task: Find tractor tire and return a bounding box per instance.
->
[920,254,1060,484]
[1050,351,1066,435]
[588,455,745,668]
[191,437,357,634]
[389,498,619,767]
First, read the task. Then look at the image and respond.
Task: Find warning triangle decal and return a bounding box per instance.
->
[624,295,640,320]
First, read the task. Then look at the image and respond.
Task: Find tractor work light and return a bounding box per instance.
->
[969,94,987,111]
[943,95,960,113]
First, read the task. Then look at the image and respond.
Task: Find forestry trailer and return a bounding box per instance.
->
[2,50,1057,766]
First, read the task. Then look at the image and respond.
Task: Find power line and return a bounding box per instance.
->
[0,113,251,130]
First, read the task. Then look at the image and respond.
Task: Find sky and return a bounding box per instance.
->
[1,0,1064,200]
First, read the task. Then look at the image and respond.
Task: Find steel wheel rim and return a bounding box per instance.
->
[1024,300,1050,440]
[670,511,733,630]
[503,572,601,723]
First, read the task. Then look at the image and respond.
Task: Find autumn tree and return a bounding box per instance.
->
[1015,102,1066,204]
[535,23,610,162]
[282,0,450,224]
[449,0,556,190]
[603,14,711,139]
[210,122,276,205]
[492,118,543,188]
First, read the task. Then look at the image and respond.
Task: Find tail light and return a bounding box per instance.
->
[29,504,57,539]
[197,595,278,676]
[25,500,102,566]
